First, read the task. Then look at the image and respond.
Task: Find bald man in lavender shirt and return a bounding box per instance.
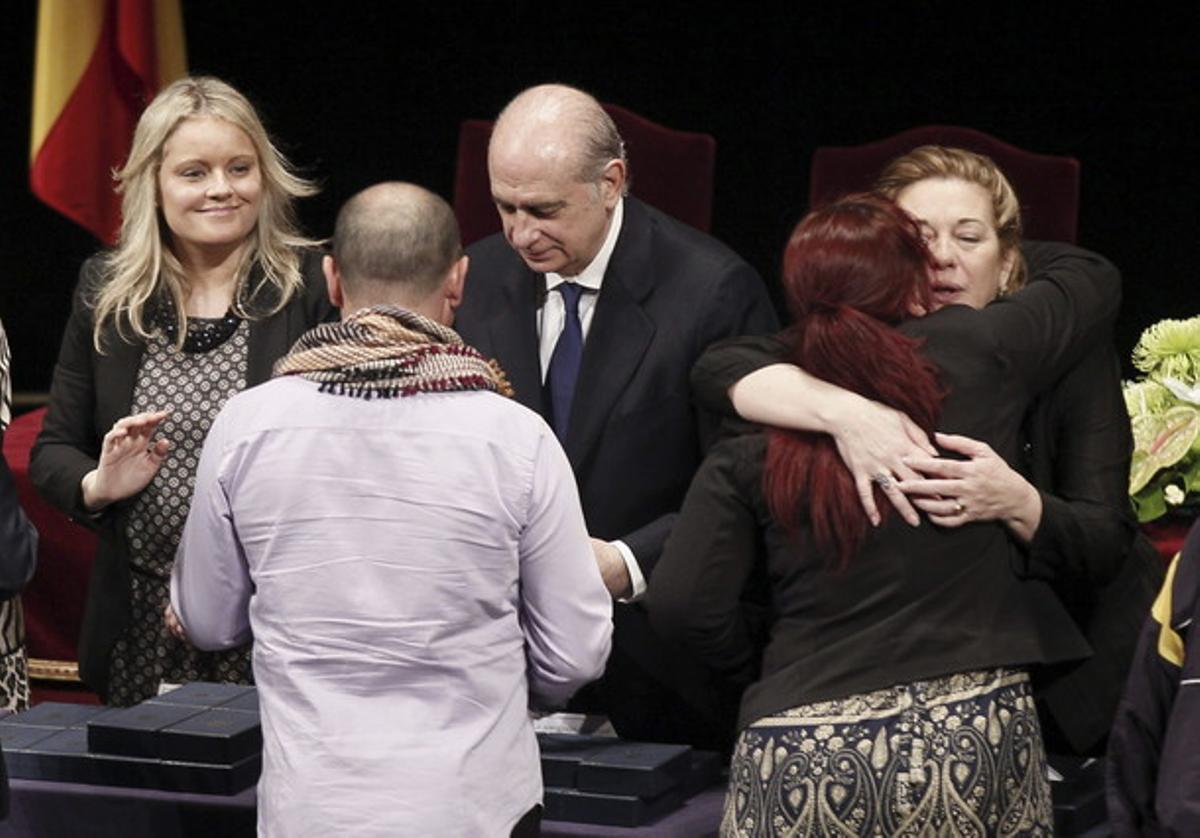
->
[171,184,612,837]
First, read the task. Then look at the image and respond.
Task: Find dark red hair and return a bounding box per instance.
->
[763,194,944,568]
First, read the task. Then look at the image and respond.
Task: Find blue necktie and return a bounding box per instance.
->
[547,282,584,439]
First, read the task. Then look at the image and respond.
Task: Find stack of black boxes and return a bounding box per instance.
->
[2,684,728,824]
[538,734,722,827]
[0,682,260,794]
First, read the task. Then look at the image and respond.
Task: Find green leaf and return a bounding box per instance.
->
[1130,405,1200,495]
[1133,488,1168,523]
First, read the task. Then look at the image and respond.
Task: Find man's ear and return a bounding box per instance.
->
[441,254,469,324]
[599,159,626,210]
[323,254,345,309]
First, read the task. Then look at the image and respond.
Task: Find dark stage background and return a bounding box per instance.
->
[2,3,1196,396]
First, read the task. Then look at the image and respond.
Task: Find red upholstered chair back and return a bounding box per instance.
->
[453,102,717,246]
[809,126,1080,243]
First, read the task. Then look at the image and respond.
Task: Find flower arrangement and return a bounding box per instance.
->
[1126,316,1200,522]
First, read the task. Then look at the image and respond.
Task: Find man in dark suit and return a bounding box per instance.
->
[455,84,778,746]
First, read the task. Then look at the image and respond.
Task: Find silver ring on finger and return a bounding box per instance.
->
[871,472,894,492]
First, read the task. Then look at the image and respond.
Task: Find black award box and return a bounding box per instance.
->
[0,722,60,775]
[0,701,108,729]
[1048,755,1107,836]
[86,702,205,758]
[157,753,262,795]
[536,733,618,788]
[4,727,161,787]
[575,742,692,798]
[217,688,260,714]
[543,786,683,828]
[2,699,261,796]
[149,682,256,709]
[157,708,261,765]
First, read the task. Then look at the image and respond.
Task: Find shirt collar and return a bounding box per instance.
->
[546,198,624,294]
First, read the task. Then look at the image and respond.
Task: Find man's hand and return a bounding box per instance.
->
[591,538,632,600]
[164,602,188,643]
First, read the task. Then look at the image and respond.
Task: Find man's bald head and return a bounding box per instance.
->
[332,182,462,301]
[490,84,626,185]
[325,183,468,323]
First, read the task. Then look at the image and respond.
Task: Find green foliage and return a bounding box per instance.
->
[1127,316,1200,521]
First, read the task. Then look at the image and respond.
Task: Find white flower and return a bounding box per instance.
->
[1165,484,1186,505]
[1162,377,1200,406]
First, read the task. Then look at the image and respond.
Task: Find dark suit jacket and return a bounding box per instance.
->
[457,197,779,574]
[29,252,333,698]
[456,198,777,745]
[1021,328,1164,754]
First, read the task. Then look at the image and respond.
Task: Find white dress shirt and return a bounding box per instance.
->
[532,200,647,599]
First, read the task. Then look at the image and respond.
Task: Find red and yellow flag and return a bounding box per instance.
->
[30,0,186,244]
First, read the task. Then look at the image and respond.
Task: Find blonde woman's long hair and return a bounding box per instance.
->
[92,76,319,350]
[874,145,1027,292]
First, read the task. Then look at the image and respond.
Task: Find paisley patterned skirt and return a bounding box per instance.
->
[722,667,1053,837]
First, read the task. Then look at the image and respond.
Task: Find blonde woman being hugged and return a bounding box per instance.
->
[31,77,333,706]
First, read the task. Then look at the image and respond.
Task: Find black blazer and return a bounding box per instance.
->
[456,198,778,746]
[457,197,779,574]
[30,252,333,698]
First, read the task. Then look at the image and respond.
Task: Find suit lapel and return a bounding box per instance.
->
[488,262,544,414]
[566,200,656,465]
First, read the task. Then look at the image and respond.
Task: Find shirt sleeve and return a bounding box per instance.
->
[611,539,646,601]
[519,428,613,708]
[170,406,253,651]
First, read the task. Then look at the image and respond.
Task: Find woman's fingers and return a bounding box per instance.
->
[853,473,883,527]
[870,471,921,527]
[896,476,960,497]
[933,432,993,458]
[912,497,970,528]
[902,415,937,456]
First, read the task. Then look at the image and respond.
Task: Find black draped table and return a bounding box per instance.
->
[0,778,723,837]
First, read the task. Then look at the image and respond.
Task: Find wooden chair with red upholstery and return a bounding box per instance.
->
[453,102,717,247]
[809,125,1081,243]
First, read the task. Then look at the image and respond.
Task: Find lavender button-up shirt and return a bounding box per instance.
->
[171,376,612,837]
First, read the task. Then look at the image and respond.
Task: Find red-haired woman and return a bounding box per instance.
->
[647,194,1118,836]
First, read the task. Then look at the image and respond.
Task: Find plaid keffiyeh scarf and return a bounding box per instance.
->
[273,305,512,399]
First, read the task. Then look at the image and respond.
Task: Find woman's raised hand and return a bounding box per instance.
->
[81,410,171,511]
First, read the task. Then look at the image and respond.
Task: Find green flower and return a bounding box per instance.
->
[1132,316,1200,380]
[1124,379,1173,418]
